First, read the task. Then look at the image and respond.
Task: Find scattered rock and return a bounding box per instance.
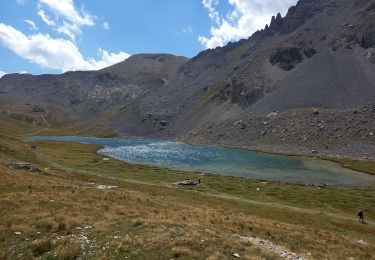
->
[160,120,168,127]
[303,47,317,58]
[261,130,267,136]
[96,184,118,190]
[233,253,241,258]
[14,232,21,236]
[7,161,41,172]
[239,236,304,260]
[267,111,279,117]
[366,49,375,63]
[31,105,46,113]
[357,239,368,245]
[175,179,201,186]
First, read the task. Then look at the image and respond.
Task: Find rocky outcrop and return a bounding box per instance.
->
[270,47,304,71]
[253,0,326,38]
[367,49,375,64]
[7,161,41,172]
[302,47,317,58]
[212,78,264,108]
[358,14,375,48]
[2,110,48,126]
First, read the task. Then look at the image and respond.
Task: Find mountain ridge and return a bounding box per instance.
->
[1,0,375,158]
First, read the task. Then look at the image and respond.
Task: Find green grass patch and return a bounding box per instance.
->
[195,81,226,110]
[32,140,375,219]
[328,158,375,175]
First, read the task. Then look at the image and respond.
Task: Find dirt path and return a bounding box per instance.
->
[22,128,48,137]
[200,192,374,226]
[237,235,305,260]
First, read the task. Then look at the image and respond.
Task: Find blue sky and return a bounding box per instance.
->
[0,0,297,76]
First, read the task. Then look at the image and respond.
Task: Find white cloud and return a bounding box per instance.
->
[0,23,130,72]
[24,19,38,31]
[37,0,95,40]
[38,0,94,26]
[0,70,6,78]
[182,26,193,34]
[103,21,109,30]
[88,49,129,69]
[20,70,28,74]
[202,0,220,24]
[37,9,56,27]
[16,0,26,5]
[199,0,298,49]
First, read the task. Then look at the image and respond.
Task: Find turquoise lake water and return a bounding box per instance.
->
[29,136,375,187]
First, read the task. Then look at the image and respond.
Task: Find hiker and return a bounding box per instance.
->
[31,144,37,150]
[358,210,365,223]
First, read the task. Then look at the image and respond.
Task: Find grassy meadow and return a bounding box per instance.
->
[0,114,374,259]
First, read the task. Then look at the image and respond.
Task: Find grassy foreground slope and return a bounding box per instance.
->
[0,115,374,259]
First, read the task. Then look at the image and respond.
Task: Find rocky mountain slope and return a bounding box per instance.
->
[0,54,189,123]
[1,0,375,158]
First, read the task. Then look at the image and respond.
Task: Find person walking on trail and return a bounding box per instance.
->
[358,210,365,223]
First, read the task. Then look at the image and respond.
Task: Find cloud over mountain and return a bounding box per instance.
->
[199,0,298,49]
[0,23,129,72]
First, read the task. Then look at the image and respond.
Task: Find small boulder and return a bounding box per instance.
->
[160,120,168,127]
[31,105,46,113]
[233,253,241,258]
[266,111,279,117]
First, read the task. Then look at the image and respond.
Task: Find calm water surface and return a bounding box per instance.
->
[29,136,375,187]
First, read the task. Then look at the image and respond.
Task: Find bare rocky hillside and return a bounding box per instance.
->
[1,0,375,158]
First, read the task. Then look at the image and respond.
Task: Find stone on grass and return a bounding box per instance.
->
[7,161,41,172]
[175,179,201,186]
[233,253,241,258]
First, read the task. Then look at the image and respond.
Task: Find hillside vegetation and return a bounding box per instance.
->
[0,113,374,259]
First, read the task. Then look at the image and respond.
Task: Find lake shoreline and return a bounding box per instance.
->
[27,135,375,187]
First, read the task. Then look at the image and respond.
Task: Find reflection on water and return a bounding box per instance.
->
[28,136,375,187]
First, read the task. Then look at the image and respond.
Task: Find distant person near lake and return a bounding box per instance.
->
[358,210,365,224]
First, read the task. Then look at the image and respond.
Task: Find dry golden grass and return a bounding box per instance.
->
[0,115,374,259]
[55,240,81,259]
[0,164,374,259]
[30,238,54,256]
